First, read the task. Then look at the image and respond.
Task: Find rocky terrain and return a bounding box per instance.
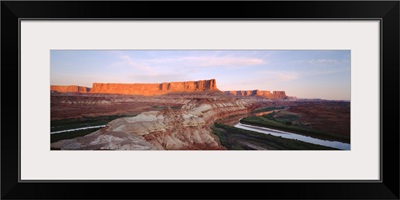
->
[286,101,350,136]
[50,79,351,150]
[51,79,260,150]
[51,93,250,150]
[223,90,287,99]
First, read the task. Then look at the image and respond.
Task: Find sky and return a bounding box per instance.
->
[51,50,351,100]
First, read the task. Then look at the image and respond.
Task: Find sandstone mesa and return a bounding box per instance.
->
[50,85,90,93]
[51,79,287,99]
[51,79,217,95]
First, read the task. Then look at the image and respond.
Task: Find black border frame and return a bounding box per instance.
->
[2,1,399,199]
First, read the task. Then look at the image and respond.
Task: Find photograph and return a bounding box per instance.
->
[50,50,351,150]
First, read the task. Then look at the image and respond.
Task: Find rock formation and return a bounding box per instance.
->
[50,80,288,100]
[50,79,288,150]
[224,90,287,99]
[51,96,250,150]
[51,85,90,93]
[90,79,218,95]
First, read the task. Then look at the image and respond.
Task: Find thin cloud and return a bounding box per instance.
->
[277,72,299,81]
[114,55,266,70]
[112,55,155,73]
[295,59,343,65]
[219,71,298,90]
[260,71,299,82]
[127,73,187,83]
[305,68,350,76]
[194,57,265,67]
[156,56,266,67]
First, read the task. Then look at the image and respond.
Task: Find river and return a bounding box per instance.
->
[51,120,350,150]
[51,125,106,134]
[234,123,350,150]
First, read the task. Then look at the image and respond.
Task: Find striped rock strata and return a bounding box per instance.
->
[51,97,250,150]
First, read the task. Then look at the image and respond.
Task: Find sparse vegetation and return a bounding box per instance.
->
[51,128,100,143]
[240,112,350,143]
[286,102,350,137]
[51,114,137,132]
[152,105,181,110]
[51,114,137,143]
[212,123,337,150]
[252,106,286,113]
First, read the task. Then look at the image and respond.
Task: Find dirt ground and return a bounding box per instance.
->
[286,101,350,136]
[51,94,185,120]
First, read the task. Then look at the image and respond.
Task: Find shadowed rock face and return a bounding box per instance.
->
[51,85,91,93]
[51,97,250,150]
[224,90,287,99]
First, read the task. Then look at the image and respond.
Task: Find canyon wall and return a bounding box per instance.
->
[224,90,287,99]
[75,79,218,96]
[51,98,250,150]
[50,80,287,99]
[51,85,91,93]
[51,79,217,95]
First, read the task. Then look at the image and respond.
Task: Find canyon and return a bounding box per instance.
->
[51,79,261,150]
[50,79,350,150]
[51,95,250,150]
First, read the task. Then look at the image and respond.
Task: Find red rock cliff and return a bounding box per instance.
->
[224,90,287,99]
[271,91,287,99]
[90,79,218,96]
[51,85,90,93]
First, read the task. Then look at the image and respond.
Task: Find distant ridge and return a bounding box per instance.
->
[51,79,289,99]
[223,90,287,99]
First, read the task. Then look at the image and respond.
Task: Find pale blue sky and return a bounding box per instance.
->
[51,50,351,100]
